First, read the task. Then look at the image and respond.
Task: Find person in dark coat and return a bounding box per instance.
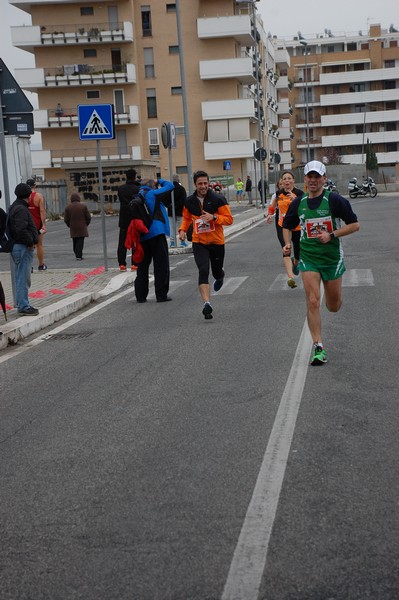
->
[63,193,91,260]
[9,183,40,315]
[163,174,188,248]
[117,168,140,271]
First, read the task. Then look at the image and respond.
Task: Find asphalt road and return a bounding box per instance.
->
[1,196,398,600]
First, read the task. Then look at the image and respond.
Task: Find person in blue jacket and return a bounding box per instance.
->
[134,178,174,303]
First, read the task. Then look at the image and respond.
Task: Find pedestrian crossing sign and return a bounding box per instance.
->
[78,104,115,140]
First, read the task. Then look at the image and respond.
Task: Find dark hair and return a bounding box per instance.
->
[193,170,209,183]
[26,178,36,187]
[125,169,137,180]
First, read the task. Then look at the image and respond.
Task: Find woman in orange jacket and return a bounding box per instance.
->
[265,170,303,288]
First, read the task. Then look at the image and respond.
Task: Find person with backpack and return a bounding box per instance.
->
[8,183,40,316]
[117,169,141,271]
[164,174,188,248]
[134,178,174,303]
[282,161,359,366]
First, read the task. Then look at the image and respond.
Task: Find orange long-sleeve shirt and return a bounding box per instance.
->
[179,203,233,245]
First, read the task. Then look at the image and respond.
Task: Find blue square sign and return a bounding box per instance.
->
[78,104,115,140]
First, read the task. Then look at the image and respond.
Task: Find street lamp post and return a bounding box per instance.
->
[300,40,310,163]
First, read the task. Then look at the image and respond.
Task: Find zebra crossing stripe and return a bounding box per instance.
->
[213,276,248,295]
[269,269,374,292]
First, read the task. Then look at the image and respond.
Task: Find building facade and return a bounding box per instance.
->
[274,24,399,169]
[10,0,283,200]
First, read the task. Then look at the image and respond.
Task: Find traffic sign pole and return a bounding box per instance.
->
[96,140,108,271]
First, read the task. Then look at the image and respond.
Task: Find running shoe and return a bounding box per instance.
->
[213,276,224,292]
[310,344,327,366]
[38,264,47,271]
[131,265,138,271]
[202,302,213,319]
[119,265,127,271]
[287,278,297,288]
[291,258,299,276]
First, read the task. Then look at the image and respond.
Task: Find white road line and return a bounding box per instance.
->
[343,268,374,286]
[221,292,323,600]
[213,276,248,295]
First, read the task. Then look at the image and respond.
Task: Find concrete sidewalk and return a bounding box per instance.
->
[0,208,265,349]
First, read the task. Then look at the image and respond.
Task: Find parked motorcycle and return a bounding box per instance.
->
[348,176,377,198]
[323,178,338,193]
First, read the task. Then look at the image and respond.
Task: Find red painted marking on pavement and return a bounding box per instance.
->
[88,266,105,276]
[49,289,65,295]
[6,304,12,310]
[29,290,47,298]
[65,273,88,289]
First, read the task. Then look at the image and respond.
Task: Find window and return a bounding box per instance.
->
[146,88,157,118]
[386,122,396,131]
[332,85,340,94]
[141,6,152,37]
[84,49,97,58]
[171,86,182,95]
[166,3,176,11]
[80,6,94,16]
[386,142,398,152]
[384,80,396,90]
[327,45,334,53]
[169,45,179,55]
[386,101,396,110]
[385,60,395,68]
[144,48,155,78]
[347,42,357,51]
[354,104,366,113]
[148,128,159,145]
[354,83,366,92]
[87,90,100,99]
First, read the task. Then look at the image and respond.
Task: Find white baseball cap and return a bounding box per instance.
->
[304,160,326,176]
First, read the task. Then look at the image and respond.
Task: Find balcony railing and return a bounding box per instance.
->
[50,146,134,167]
[35,105,138,128]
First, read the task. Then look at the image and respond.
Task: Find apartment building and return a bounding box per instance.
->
[10,0,282,200]
[274,24,399,169]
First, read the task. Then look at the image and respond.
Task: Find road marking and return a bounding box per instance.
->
[269,269,374,291]
[213,276,248,295]
[343,268,374,286]
[221,292,323,600]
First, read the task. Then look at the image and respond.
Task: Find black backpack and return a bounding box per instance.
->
[0,208,15,253]
[128,190,164,230]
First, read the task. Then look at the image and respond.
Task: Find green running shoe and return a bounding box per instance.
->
[291,258,300,276]
[311,344,327,366]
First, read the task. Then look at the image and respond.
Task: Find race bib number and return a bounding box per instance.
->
[194,218,215,235]
[305,216,333,238]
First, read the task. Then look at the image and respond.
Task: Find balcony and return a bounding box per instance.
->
[15,63,136,92]
[201,98,255,121]
[275,75,291,90]
[197,15,255,46]
[320,88,399,107]
[279,126,294,140]
[10,0,108,12]
[199,57,256,85]
[321,109,399,128]
[322,130,399,147]
[31,145,142,170]
[33,105,139,130]
[274,48,290,67]
[11,21,133,52]
[320,66,399,86]
[203,139,257,160]
[277,99,293,116]
[339,150,399,166]
[297,137,323,148]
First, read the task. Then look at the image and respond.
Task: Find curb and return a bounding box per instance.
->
[0,272,134,350]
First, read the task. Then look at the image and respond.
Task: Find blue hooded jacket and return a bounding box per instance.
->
[139,178,173,241]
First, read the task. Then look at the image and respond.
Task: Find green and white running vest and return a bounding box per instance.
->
[298,190,343,266]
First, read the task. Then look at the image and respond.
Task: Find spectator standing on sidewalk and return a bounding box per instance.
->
[9,183,40,316]
[134,178,174,304]
[27,178,47,271]
[178,170,233,320]
[245,175,253,205]
[235,177,244,203]
[117,169,140,271]
[63,193,91,260]
[164,174,188,248]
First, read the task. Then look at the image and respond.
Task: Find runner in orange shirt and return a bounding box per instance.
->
[179,170,233,320]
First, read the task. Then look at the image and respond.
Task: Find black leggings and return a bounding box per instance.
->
[276,224,300,261]
[192,242,225,285]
